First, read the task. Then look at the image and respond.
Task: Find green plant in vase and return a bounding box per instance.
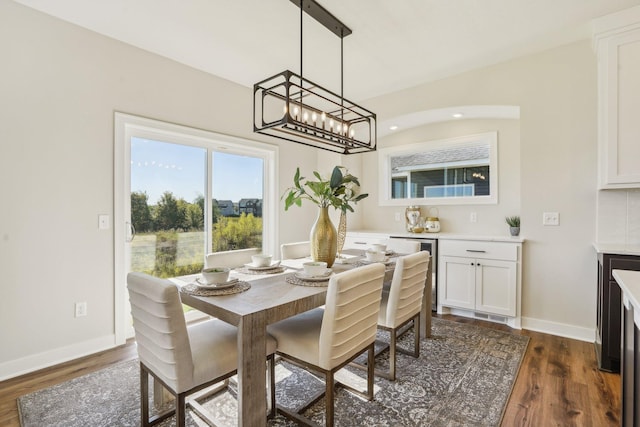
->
[505,215,521,236]
[283,166,368,266]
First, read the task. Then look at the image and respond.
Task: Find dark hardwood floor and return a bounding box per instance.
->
[0,314,620,426]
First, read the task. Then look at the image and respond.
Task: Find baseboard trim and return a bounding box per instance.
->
[521,316,595,342]
[0,334,117,381]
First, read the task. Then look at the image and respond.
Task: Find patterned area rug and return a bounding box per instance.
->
[18,318,528,426]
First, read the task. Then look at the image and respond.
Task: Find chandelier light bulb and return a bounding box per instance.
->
[350,128,355,138]
[329,118,334,130]
[311,112,317,125]
[303,111,309,123]
[293,106,299,120]
[321,112,326,123]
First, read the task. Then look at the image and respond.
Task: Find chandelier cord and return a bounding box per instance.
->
[299,0,304,105]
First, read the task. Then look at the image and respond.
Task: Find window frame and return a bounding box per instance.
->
[114,112,278,343]
[378,131,498,206]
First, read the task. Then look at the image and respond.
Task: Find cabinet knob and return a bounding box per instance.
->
[470,262,475,266]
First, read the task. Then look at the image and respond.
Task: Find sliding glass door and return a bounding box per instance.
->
[115,113,277,342]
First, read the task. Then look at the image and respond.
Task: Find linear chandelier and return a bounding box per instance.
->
[253,0,377,154]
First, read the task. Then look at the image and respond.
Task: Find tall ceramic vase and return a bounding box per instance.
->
[310,206,337,267]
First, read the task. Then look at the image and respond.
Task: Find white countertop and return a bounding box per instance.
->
[593,243,640,257]
[612,270,640,327]
[350,229,524,243]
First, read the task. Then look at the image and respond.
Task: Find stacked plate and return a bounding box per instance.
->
[294,269,333,282]
[195,277,239,289]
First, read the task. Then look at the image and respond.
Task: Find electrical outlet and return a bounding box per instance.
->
[394,212,402,222]
[543,212,560,226]
[470,212,477,223]
[75,302,87,317]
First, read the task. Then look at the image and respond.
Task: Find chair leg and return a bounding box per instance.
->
[326,372,335,427]
[389,327,397,381]
[367,343,375,400]
[268,354,276,419]
[176,392,186,427]
[414,314,421,357]
[140,363,150,427]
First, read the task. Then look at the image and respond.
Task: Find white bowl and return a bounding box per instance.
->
[371,243,387,253]
[365,250,386,262]
[251,254,273,267]
[303,261,327,276]
[201,267,230,284]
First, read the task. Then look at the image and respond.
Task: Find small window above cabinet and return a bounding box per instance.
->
[378,132,498,206]
[593,7,640,189]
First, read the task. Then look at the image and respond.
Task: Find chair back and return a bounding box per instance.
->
[385,238,421,254]
[280,241,310,259]
[318,263,385,370]
[382,251,430,328]
[205,247,261,268]
[127,272,194,392]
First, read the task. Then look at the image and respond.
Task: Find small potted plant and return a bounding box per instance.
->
[505,215,521,236]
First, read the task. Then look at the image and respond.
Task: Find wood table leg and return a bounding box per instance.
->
[237,313,267,427]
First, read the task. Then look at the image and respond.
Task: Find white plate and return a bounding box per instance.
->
[195,277,239,289]
[244,261,281,271]
[294,269,333,281]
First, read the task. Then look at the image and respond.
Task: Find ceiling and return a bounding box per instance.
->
[13,0,640,103]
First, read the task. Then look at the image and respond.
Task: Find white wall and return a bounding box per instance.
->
[360,40,598,340]
[0,1,318,379]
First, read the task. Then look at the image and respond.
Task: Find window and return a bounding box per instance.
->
[378,132,498,206]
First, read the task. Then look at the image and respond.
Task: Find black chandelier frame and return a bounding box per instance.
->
[253,0,377,154]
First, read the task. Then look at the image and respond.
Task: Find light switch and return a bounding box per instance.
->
[98,214,110,230]
[542,212,559,226]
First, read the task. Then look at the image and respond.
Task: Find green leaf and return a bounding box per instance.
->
[330,166,343,189]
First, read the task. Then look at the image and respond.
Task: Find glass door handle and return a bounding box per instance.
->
[126,222,136,243]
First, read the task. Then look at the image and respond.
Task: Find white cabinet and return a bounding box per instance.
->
[593,7,640,188]
[438,239,522,328]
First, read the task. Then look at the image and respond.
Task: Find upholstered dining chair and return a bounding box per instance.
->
[373,251,430,380]
[205,247,261,268]
[127,272,277,427]
[267,263,385,426]
[280,240,311,259]
[384,238,421,254]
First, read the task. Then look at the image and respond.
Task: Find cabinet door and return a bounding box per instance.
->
[475,259,517,317]
[599,28,640,187]
[440,256,475,310]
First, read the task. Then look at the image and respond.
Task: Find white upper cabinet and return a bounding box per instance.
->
[593,7,640,189]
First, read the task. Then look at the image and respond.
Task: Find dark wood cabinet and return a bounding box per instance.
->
[596,253,640,372]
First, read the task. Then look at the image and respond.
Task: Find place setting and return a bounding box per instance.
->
[286,261,333,287]
[353,244,396,268]
[180,267,251,296]
[234,254,286,275]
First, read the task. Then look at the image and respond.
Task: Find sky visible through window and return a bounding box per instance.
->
[131,137,263,204]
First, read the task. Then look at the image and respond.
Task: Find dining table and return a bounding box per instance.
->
[171,248,432,426]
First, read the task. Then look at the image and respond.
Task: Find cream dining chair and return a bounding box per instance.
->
[373,251,430,380]
[205,247,261,268]
[127,272,277,426]
[280,241,310,259]
[267,263,385,426]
